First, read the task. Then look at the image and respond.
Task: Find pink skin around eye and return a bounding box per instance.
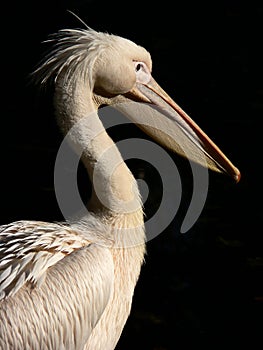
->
[134,61,152,85]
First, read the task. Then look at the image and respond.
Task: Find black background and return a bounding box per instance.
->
[1,1,262,349]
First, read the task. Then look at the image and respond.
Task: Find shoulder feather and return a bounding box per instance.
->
[0,220,92,300]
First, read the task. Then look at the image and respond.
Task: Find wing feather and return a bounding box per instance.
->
[0,220,93,300]
[0,220,115,349]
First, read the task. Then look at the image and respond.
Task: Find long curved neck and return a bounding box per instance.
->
[54,78,142,222]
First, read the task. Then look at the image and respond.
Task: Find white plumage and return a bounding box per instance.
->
[0,24,240,349]
[0,221,92,299]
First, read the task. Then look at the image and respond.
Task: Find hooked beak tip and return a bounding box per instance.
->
[234,169,241,183]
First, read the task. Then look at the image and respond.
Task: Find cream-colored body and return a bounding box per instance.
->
[0,219,145,350]
[0,26,239,349]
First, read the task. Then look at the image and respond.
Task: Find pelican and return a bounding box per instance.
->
[0,25,240,349]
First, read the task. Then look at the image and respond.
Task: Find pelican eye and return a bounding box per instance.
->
[135,63,142,72]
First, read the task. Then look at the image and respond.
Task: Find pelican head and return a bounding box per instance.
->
[35,26,240,182]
